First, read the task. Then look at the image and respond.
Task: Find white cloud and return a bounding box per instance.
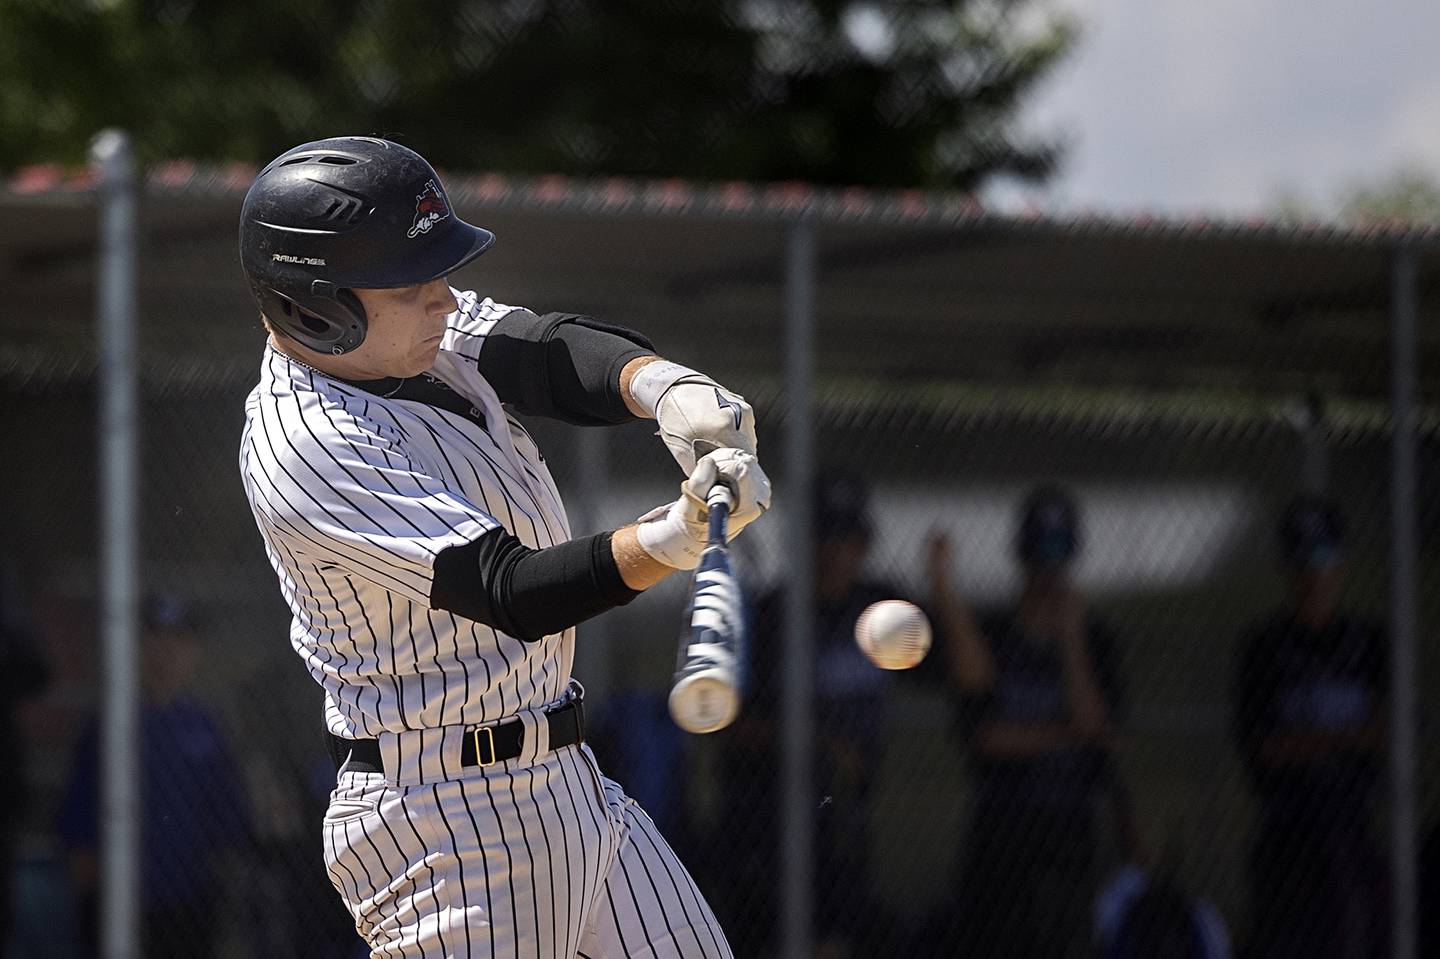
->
[995,0,1440,215]
[1382,79,1440,164]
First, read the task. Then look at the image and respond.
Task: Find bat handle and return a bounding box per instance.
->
[705,484,732,544]
[706,483,734,511]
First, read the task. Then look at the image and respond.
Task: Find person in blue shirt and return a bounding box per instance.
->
[932,484,1124,959]
[0,554,50,946]
[1234,496,1388,959]
[1095,861,1231,959]
[58,595,250,958]
[715,472,921,958]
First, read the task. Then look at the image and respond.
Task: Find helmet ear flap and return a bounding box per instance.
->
[335,287,366,334]
[258,283,368,355]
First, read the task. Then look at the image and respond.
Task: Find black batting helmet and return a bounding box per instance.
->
[238,137,495,354]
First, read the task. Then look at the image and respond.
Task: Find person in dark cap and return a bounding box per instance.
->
[929,483,1124,958]
[1233,496,1389,958]
[713,471,921,958]
[59,595,251,958]
[0,555,50,946]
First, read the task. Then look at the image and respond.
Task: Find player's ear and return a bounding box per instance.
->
[260,312,293,344]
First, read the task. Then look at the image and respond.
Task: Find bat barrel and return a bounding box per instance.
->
[669,481,743,734]
[668,671,740,734]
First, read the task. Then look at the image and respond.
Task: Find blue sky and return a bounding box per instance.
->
[987,0,1440,216]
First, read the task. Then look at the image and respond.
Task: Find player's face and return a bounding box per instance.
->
[350,279,459,377]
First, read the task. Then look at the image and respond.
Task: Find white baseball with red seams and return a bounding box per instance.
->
[854,600,932,670]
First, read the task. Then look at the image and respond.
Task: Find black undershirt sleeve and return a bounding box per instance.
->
[429,527,642,641]
[477,310,655,425]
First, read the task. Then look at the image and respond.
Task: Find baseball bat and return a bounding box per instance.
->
[667,484,745,734]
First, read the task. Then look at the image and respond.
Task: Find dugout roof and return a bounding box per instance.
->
[3,164,1438,424]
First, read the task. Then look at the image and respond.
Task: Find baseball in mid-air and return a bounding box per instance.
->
[854,600,932,670]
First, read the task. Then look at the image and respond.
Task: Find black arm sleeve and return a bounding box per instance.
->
[477,310,656,425]
[429,527,642,641]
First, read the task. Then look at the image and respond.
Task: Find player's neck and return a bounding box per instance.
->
[269,334,391,383]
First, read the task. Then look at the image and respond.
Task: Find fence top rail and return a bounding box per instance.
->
[5,160,1438,251]
[5,343,1437,446]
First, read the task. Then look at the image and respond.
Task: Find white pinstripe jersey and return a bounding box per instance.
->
[239,290,575,747]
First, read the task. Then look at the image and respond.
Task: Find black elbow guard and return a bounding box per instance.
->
[478,310,655,425]
[430,528,641,640]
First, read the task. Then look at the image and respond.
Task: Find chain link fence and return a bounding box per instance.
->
[1,173,1436,959]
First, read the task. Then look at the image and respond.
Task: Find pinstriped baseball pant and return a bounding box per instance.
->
[323,743,733,959]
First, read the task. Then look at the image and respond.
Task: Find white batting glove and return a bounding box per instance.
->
[628,361,758,472]
[636,449,772,570]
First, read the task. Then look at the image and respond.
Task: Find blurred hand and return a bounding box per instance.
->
[1055,585,1088,644]
[925,529,954,588]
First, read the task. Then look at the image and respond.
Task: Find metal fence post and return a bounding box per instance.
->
[1387,242,1419,959]
[93,128,141,959]
[781,214,817,958]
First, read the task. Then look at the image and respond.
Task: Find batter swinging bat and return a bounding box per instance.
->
[668,484,745,734]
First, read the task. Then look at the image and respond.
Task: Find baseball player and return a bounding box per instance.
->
[236,136,769,959]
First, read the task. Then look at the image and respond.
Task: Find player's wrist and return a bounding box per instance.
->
[610,525,682,589]
[634,499,707,570]
[618,354,664,418]
[627,359,715,418]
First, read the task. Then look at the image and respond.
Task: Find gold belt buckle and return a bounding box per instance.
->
[472,725,497,767]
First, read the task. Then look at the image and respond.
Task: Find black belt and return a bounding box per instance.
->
[328,698,585,775]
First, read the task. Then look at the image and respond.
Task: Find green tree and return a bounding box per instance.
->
[1337,166,1440,227]
[0,0,1075,189]
[1269,166,1440,228]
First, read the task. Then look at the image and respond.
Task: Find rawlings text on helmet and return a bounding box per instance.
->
[407,180,450,238]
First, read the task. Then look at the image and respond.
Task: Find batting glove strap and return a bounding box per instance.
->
[635,498,708,570]
[627,360,710,418]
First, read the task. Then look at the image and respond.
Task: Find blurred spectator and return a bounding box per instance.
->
[1095,862,1231,959]
[58,595,250,958]
[716,471,916,958]
[1094,766,1231,959]
[1422,818,1439,958]
[1234,496,1389,959]
[587,691,687,843]
[931,484,1124,959]
[0,555,50,944]
[246,749,368,959]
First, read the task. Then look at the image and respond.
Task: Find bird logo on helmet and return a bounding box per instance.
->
[407,180,450,238]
